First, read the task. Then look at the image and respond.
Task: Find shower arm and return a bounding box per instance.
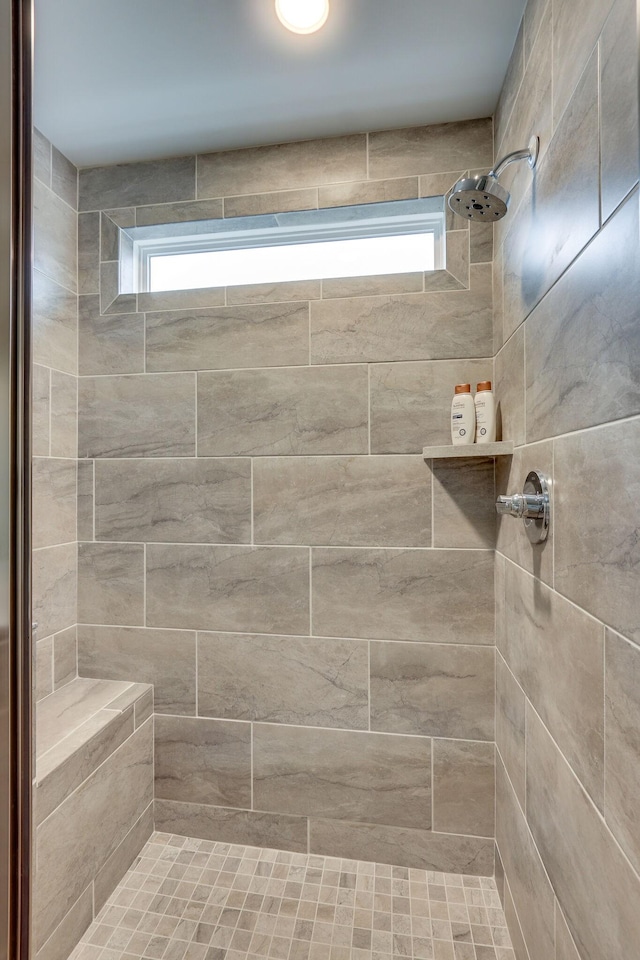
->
[488,136,540,179]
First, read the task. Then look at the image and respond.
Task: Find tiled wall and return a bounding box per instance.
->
[32,128,79,701]
[492,0,640,958]
[74,119,499,872]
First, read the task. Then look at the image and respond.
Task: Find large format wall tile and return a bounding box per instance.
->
[501,561,604,808]
[197,366,368,457]
[154,799,308,853]
[223,188,317,218]
[78,295,145,376]
[94,458,251,544]
[78,542,145,626]
[34,721,153,949]
[79,156,196,211]
[552,0,615,126]
[79,374,196,458]
[368,120,493,180]
[154,715,251,808]
[432,740,495,838]
[146,544,309,634]
[32,543,77,641]
[526,707,640,960]
[496,655,526,811]
[495,758,555,960]
[32,458,77,550]
[310,267,492,364]
[370,641,494,740]
[33,179,77,293]
[50,372,78,460]
[604,628,640,874]
[145,302,310,372]
[526,192,640,442]
[431,456,495,549]
[253,724,430,829]
[309,819,494,875]
[312,548,493,645]
[253,456,431,547]
[197,633,368,729]
[33,270,78,376]
[555,418,640,645]
[77,625,196,715]
[197,135,366,198]
[369,359,492,454]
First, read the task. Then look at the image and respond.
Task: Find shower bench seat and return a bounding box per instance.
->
[33,677,155,960]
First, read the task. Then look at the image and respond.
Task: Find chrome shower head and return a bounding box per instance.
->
[448,135,539,223]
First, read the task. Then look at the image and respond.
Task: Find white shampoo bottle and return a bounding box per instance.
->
[474,380,496,443]
[451,384,475,444]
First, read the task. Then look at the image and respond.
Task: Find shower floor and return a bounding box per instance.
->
[68,832,516,960]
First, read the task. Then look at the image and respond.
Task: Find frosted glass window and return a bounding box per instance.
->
[148,232,435,292]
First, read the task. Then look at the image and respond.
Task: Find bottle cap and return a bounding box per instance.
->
[476,381,492,392]
[454,383,471,394]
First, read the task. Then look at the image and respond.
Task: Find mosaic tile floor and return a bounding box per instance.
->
[69,832,516,960]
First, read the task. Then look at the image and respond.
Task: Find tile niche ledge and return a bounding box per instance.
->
[422,441,514,460]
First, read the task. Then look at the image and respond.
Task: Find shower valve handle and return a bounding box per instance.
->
[495,470,551,544]
[495,493,545,519]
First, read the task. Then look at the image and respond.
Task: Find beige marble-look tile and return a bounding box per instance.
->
[310,819,495,875]
[523,0,547,63]
[495,440,553,586]
[503,878,529,960]
[223,188,317,218]
[32,542,77,642]
[78,295,145,376]
[77,542,144,626]
[494,326,524,446]
[226,279,320,305]
[370,641,495,740]
[94,458,251,544]
[319,177,419,207]
[604,628,640,874]
[34,884,93,960]
[33,127,51,186]
[146,543,309,634]
[145,301,309,372]
[469,221,493,264]
[501,560,604,808]
[197,135,367,198]
[77,625,196,715]
[32,457,77,550]
[154,799,308,852]
[431,456,495,549]
[525,190,640,442]
[50,370,77,460]
[321,272,425,300]
[526,705,640,960]
[135,197,224,225]
[155,715,251,808]
[34,637,53,702]
[312,548,494,645]
[53,624,77,689]
[33,179,77,293]
[502,51,599,337]
[311,265,492,364]
[78,211,100,296]
[495,655,526,812]
[253,724,430,829]
[493,19,525,162]
[197,366,368,457]
[32,364,50,457]
[368,120,493,180]
[51,146,77,208]
[99,260,137,316]
[33,269,78,376]
[369,359,492,454]
[93,804,154,914]
[492,242,505,353]
[552,0,615,127]
[555,902,582,960]
[34,720,153,949]
[554,418,640,645]
[138,289,228,315]
[78,373,196,458]
[432,740,495,838]
[253,455,431,547]
[197,632,368,729]
[77,460,94,542]
[495,758,555,960]
[602,0,640,221]
[79,156,196,211]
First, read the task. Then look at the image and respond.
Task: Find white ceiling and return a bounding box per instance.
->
[34,0,525,168]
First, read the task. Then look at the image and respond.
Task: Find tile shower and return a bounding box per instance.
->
[30,0,640,959]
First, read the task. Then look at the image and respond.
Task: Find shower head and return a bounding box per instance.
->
[447,135,539,223]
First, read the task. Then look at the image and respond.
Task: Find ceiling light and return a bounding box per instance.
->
[275,0,330,34]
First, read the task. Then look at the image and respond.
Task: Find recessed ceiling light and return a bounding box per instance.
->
[275,0,330,34]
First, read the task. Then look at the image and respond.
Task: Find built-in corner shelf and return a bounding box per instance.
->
[422,441,514,461]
